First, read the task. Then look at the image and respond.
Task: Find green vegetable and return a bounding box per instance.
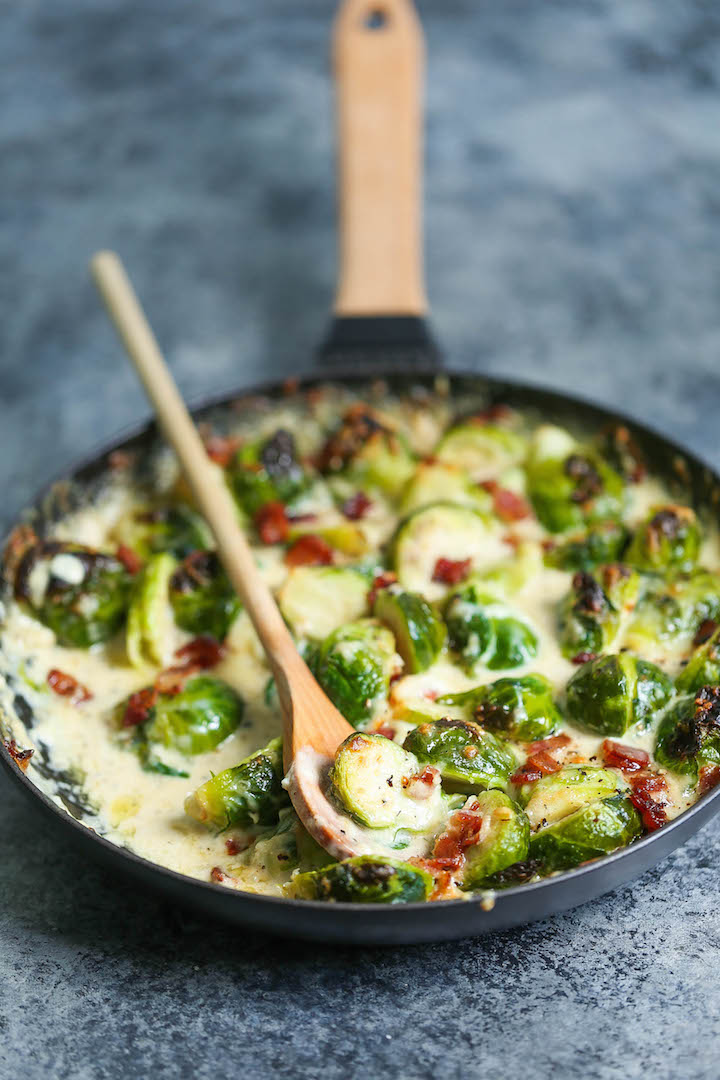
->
[565,653,673,736]
[655,686,720,778]
[229,428,308,516]
[676,627,720,695]
[626,570,720,650]
[444,583,538,673]
[529,794,642,871]
[402,719,516,789]
[474,543,542,600]
[135,675,244,757]
[311,619,397,728]
[278,566,369,641]
[126,553,178,667]
[372,587,445,673]
[168,551,241,641]
[184,737,287,829]
[331,732,449,830]
[15,542,133,648]
[518,765,622,824]
[625,505,701,573]
[439,674,562,742]
[558,565,640,659]
[292,856,433,903]
[525,424,624,534]
[399,462,492,516]
[458,791,530,889]
[117,505,212,559]
[544,520,629,572]
[318,407,415,496]
[391,502,499,594]
[435,420,527,479]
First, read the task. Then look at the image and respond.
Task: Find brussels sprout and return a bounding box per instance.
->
[331,732,449,830]
[311,619,397,728]
[399,462,493,516]
[544,520,630,572]
[14,541,133,648]
[565,653,673,736]
[292,855,433,903]
[130,675,244,757]
[372,587,445,673]
[168,551,241,641]
[402,719,516,789]
[117,505,212,559]
[655,686,720,778]
[184,737,287,829]
[625,505,701,573]
[435,420,527,480]
[558,565,640,660]
[598,424,646,483]
[392,502,504,596]
[229,428,308,516]
[626,570,720,650]
[444,583,538,673]
[676,627,720,695]
[126,553,178,667]
[525,424,624,534]
[278,566,370,641]
[229,807,299,879]
[518,765,622,824]
[457,791,530,889]
[529,794,642,871]
[439,674,562,742]
[474,543,542,600]
[317,406,416,496]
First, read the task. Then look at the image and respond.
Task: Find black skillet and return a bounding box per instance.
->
[2,0,720,945]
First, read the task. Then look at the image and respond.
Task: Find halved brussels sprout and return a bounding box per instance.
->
[168,551,241,641]
[229,808,299,880]
[565,653,672,736]
[544,520,630,572]
[137,675,244,757]
[126,553,178,667]
[402,719,516,789]
[457,791,530,890]
[317,406,416,497]
[676,627,720,695]
[399,462,493,516]
[529,794,642,871]
[655,686,720,778]
[435,420,527,480]
[14,541,133,648]
[392,502,504,596]
[292,855,433,903]
[518,765,622,826]
[439,674,562,742]
[525,424,624,534]
[278,566,369,641]
[373,587,445,673]
[331,732,449,830]
[184,737,287,829]
[626,570,720,651]
[558,565,640,660]
[474,543,542,600]
[228,428,309,516]
[311,619,397,728]
[115,504,212,559]
[625,505,701,573]
[444,583,539,673]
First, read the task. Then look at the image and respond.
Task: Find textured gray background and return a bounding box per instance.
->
[2,1,720,1077]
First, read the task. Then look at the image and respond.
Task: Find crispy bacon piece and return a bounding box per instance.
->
[341,492,372,521]
[123,686,158,727]
[565,455,603,504]
[115,544,143,575]
[470,404,513,424]
[429,800,484,872]
[374,724,396,741]
[47,669,93,704]
[511,735,571,785]
[571,651,598,665]
[627,770,669,832]
[210,866,235,884]
[4,738,33,772]
[317,405,386,472]
[254,501,289,545]
[480,480,531,522]
[284,535,334,568]
[525,734,571,756]
[175,636,225,669]
[601,739,650,773]
[204,433,243,467]
[432,557,472,586]
[698,765,720,795]
[367,571,397,606]
[224,836,251,856]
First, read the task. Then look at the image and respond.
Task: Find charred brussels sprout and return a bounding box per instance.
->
[373,587,445,673]
[626,570,720,651]
[278,566,369,641]
[655,686,720,778]
[434,419,527,481]
[229,428,308,516]
[126,553,178,666]
[292,856,433,904]
[317,406,415,497]
[14,541,133,648]
[169,551,241,641]
[331,732,449,830]
[529,794,642,871]
[135,675,244,758]
[625,505,701,573]
[402,719,516,789]
[444,583,538,673]
[525,424,624,534]
[118,505,212,559]
[566,653,672,736]
[676,627,720,695]
[558,565,640,660]
[544,520,629,572]
[440,674,562,742]
[184,737,287,829]
[311,619,397,728]
[456,791,530,889]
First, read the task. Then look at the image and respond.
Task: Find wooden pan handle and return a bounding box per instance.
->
[333,0,426,316]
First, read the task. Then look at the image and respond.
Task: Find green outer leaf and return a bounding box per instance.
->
[143,675,244,756]
[292,856,433,903]
[529,795,642,872]
[402,719,516,789]
[460,791,530,890]
[439,674,561,742]
[565,653,672,737]
[185,737,287,829]
[373,587,445,673]
[126,553,178,667]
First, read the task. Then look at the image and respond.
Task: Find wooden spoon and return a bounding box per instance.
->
[91,250,371,861]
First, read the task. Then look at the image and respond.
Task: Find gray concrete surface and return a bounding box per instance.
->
[1,1,720,1076]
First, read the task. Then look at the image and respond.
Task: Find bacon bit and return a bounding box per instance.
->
[480,481,531,522]
[284,534,334,568]
[525,734,571,756]
[416,765,439,786]
[367,571,397,606]
[429,804,485,872]
[628,770,669,831]
[432,557,472,586]
[108,449,134,470]
[225,836,251,856]
[375,724,396,741]
[210,866,234,884]
[423,688,439,701]
[285,512,317,524]
[341,491,372,521]
[283,376,300,397]
[694,619,719,648]
[470,404,513,424]
[503,533,521,551]
[204,433,243,467]
[115,544,143,575]
[601,739,650,773]
[254,501,289,545]
[123,686,158,727]
[511,735,571,785]
[541,539,556,554]
[3,738,33,772]
[175,636,225,669]
[572,651,597,665]
[47,669,93,704]
[698,765,720,795]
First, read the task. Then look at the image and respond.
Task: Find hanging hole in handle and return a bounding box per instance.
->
[364,7,389,30]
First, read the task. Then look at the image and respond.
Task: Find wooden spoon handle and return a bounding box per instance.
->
[91,251,295,665]
[333,0,426,317]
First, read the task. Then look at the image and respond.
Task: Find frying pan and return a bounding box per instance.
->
[2,0,720,945]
